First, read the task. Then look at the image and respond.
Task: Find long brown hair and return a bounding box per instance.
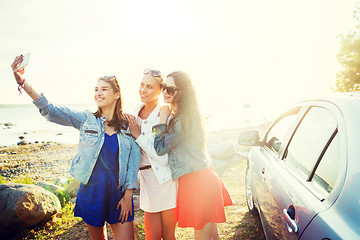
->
[167,71,206,147]
[93,76,128,132]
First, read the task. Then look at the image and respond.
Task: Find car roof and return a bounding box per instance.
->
[342,91,360,102]
[296,91,360,108]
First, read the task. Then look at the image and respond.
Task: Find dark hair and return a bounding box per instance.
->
[93,76,128,132]
[167,71,206,147]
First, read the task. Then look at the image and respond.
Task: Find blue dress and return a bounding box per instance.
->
[74,133,134,227]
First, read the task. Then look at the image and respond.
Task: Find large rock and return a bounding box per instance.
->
[36,181,65,195]
[208,142,237,160]
[55,177,70,187]
[212,152,246,168]
[0,183,61,233]
[211,152,247,175]
[64,180,80,198]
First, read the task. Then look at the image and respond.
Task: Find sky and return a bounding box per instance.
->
[0,0,357,121]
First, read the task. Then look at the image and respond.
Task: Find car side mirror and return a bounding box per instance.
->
[238,130,262,146]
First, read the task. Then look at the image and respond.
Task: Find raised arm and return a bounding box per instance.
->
[11,55,41,101]
[152,105,186,156]
[153,121,186,156]
[11,55,86,130]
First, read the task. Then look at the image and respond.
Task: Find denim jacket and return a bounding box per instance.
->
[153,120,210,180]
[133,104,172,184]
[33,95,141,190]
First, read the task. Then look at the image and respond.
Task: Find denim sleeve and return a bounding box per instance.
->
[33,94,86,130]
[124,137,141,190]
[135,133,169,166]
[153,122,185,156]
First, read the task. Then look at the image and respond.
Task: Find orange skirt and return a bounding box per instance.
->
[176,167,233,230]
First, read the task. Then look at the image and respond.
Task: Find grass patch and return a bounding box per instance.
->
[0,176,34,184]
[55,190,72,207]
[13,176,34,184]
[0,175,5,184]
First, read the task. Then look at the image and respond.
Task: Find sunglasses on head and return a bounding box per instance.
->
[160,84,180,96]
[144,68,162,78]
[104,75,117,81]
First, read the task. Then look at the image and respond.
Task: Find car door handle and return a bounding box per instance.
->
[260,168,266,182]
[283,207,299,234]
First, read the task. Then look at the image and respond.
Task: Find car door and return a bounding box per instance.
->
[249,106,304,240]
[254,102,343,239]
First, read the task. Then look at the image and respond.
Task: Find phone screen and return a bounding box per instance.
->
[19,53,30,69]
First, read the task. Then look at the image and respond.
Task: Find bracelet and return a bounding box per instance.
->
[17,79,25,95]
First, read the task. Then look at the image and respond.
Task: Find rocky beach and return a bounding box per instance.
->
[0,142,76,182]
[0,123,270,239]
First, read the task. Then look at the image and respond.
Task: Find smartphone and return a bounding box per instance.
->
[18,52,30,69]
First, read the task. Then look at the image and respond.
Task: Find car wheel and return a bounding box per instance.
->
[245,166,257,214]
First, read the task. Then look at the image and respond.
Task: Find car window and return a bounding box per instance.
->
[312,133,340,193]
[283,106,339,194]
[265,107,300,156]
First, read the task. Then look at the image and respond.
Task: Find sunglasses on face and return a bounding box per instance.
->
[160,84,180,96]
[144,68,162,78]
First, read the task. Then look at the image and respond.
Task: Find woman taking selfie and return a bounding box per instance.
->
[11,55,141,240]
[153,71,233,240]
[126,69,177,240]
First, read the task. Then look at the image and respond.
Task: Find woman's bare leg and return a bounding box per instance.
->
[110,221,135,240]
[161,208,177,240]
[144,211,162,240]
[194,222,215,240]
[86,223,108,240]
[211,223,220,240]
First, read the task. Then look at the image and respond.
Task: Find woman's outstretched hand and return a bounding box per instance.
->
[11,55,26,84]
[10,55,41,100]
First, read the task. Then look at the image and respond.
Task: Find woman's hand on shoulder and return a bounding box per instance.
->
[124,113,134,120]
[159,105,171,124]
[124,113,141,139]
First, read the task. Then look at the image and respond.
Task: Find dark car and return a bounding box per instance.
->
[238,92,360,239]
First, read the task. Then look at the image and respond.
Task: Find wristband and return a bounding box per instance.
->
[17,79,25,95]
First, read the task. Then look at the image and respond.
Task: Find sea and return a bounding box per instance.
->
[0,102,270,147]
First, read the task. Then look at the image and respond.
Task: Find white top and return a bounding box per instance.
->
[136,117,150,166]
[133,104,172,184]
